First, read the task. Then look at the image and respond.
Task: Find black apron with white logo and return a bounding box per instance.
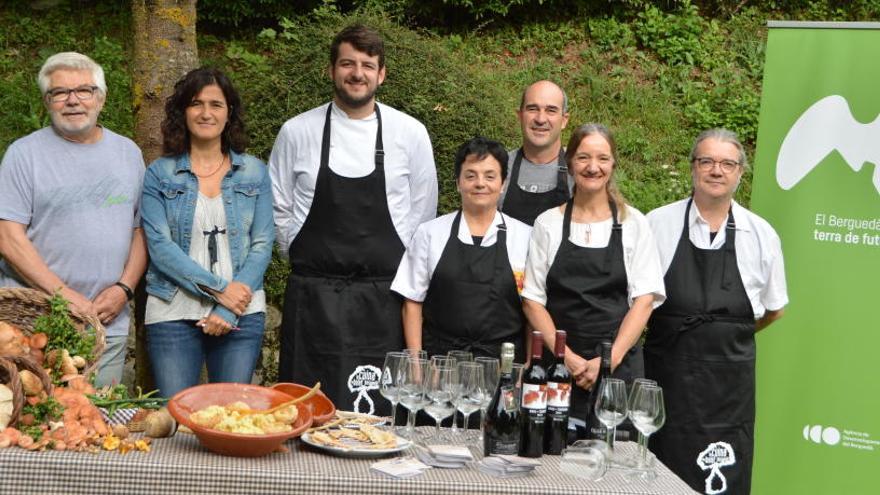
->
[545,200,643,422]
[421,211,526,362]
[645,198,755,495]
[279,104,404,417]
[500,148,569,226]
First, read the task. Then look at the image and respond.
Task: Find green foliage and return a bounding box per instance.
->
[34,293,98,381]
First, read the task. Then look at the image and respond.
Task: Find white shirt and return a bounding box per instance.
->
[391,211,532,302]
[145,193,265,324]
[269,101,438,250]
[522,204,666,307]
[647,198,788,319]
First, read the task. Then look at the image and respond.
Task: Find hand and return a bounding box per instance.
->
[211,281,252,315]
[60,286,97,318]
[92,285,128,325]
[197,314,233,336]
[566,353,598,390]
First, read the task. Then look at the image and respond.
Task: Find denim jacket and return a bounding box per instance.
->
[141,151,274,325]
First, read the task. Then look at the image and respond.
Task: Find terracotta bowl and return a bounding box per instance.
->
[271,382,336,426]
[168,383,313,457]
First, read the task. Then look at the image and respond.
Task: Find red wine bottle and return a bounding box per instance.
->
[484,343,521,456]
[519,331,547,457]
[586,341,613,440]
[544,330,571,454]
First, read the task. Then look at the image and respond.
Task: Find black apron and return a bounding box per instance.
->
[421,210,526,362]
[500,148,569,226]
[645,198,755,495]
[279,104,404,417]
[545,200,643,422]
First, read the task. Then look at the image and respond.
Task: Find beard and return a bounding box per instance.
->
[50,109,99,139]
[333,79,377,109]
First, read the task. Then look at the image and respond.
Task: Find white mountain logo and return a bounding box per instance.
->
[776,95,880,195]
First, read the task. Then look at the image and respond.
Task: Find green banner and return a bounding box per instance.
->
[751,22,880,494]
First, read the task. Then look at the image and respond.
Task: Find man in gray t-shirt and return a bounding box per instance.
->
[0,52,146,388]
[499,80,573,226]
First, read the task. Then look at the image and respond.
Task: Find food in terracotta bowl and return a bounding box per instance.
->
[168,383,313,457]
[271,382,336,426]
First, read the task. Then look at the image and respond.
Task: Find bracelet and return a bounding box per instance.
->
[115,282,134,301]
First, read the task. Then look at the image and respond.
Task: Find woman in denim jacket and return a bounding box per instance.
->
[141,68,274,398]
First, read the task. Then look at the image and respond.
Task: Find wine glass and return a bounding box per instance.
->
[431,355,456,368]
[594,378,628,451]
[446,350,472,434]
[453,362,484,441]
[380,351,407,429]
[628,384,666,479]
[474,357,499,441]
[626,378,657,466]
[448,350,473,363]
[511,362,525,403]
[423,364,458,441]
[398,356,428,440]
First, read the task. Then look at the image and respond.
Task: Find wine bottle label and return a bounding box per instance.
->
[546,381,570,408]
[521,383,547,412]
[489,440,519,456]
[502,385,518,412]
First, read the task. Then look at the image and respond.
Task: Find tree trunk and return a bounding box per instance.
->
[130,0,198,392]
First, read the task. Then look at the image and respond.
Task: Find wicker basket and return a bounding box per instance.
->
[0,287,106,378]
[0,356,24,425]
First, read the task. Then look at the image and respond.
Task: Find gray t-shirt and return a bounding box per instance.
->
[498,149,574,206]
[0,127,145,337]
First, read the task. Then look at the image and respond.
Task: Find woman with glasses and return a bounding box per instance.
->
[644,128,787,494]
[141,68,274,398]
[521,123,665,429]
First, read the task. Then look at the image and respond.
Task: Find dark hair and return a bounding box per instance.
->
[564,123,628,220]
[454,136,509,182]
[161,67,247,156]
[330,24,385,68]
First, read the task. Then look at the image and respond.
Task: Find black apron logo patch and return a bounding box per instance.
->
[347,365,381,415]
[697,441,736,494]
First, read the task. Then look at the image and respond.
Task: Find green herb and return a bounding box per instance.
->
[22,424,44,441]
[20,397,65,441]
[88,386,167,415]
[33,292,97,382]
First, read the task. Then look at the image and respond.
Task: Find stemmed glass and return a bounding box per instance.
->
[423,363,458,441]
[594,378,628,452]
[380,351,407,430]
[626,378,657,466]
[628,384,666,479]
[446,350,472,433]
[398,356,429,440]
[453,362,484,441]
[475,356,499,441]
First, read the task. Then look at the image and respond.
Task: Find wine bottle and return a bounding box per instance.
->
[483,342,521,456]
[519,331,547,457]
[544,330,571,454]
[586,341,612,440]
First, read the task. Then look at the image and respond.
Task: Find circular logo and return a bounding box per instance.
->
[803,425,840,446]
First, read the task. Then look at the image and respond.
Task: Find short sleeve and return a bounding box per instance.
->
[0,144,34,224]
[624,209,666,308]
[521,217,553,305]
[391,223,432,302]
[760,232,788,312]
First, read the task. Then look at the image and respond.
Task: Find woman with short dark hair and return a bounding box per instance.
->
[140,67,274,398]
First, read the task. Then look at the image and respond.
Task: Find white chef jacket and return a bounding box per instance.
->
[391,211,532,303]
[647,198,788,319]
[522,204,666,308]
[269,101,438,251]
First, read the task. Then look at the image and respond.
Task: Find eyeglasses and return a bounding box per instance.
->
[45,85,99,103]
[693,156,740,173]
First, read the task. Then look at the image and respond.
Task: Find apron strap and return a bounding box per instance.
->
[721,203,737,290]
[320,103,385,172]
[602,200,623,275]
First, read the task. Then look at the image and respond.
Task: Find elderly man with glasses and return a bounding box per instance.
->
[0,52,146,388]
[643,128,788,494]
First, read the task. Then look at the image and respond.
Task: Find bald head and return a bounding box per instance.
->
[520,80,568,113]
[517,80,570,157]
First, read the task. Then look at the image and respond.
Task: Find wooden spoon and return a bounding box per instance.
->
[239,382,321,415]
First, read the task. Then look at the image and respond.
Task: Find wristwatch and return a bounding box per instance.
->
[115,281,134,301]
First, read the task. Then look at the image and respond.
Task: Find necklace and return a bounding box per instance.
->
[584,223,592,244]
[193,154,225,178]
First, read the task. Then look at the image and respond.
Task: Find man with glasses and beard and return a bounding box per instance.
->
[270,25,437,416]
[0,52,146,388]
